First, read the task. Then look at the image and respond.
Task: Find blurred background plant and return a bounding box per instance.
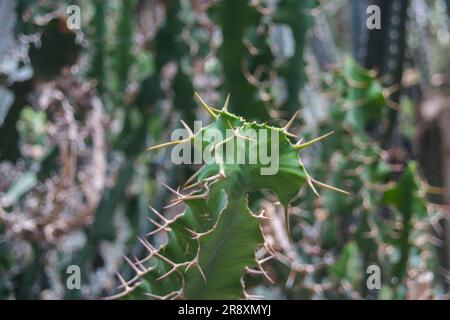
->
[0,0,449,299]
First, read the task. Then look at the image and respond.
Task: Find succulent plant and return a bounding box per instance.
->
[107,93,347,299]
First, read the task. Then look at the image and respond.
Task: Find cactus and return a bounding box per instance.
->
[274,0,318,111]
[210,0,271,120]
[290,58,433,299]
[107,94,347,299]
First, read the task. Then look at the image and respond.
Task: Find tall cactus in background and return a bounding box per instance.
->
[210,0,271,120]
[274,0,318,112]
[286,59,433,299]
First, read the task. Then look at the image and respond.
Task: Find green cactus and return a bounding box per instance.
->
[107,94,347,299]
[210,0,271,120]
[295,58,432,298]
[274,0,318,111]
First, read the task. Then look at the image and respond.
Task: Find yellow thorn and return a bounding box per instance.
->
[307,177,320,197]
[311,178,350,195]
[283,111,300,131]
[180,120,194,137]
[223,93,231,111]
[284,131,298,139]
[209,106,222,113]
[295,131,334,150]
[147,138,190,151]
[194,92,218,119]
[183,165,205,187]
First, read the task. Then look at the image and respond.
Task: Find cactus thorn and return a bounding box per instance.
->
[124,256,144,276]
[310,178,350,195]
[258,254,275,265]
[163,200,183,209]
[133,255,149,273]
[185,226,214,239]
[194,92,218,119]
[223,93,231,111]
[257,264,275,284]
[149,204,180,225]
[162,183,182,197]
[183,165,205,187]
[307,176,320,197]
[156,267,178,281]
[284,111,300,131]
[282,111,300,138]
[180,119,194,137]
[187,258,207,283]
[163,183,208,204]
[295,131,334,150]
[146,217,172,235]
[147,137,191,151]
[197,264,207,283]
[116,272,131,290]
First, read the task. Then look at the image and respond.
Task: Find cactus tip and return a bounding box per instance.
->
[194,91,218,119]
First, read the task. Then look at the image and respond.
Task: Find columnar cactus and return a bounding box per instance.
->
[107,94,347,299]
